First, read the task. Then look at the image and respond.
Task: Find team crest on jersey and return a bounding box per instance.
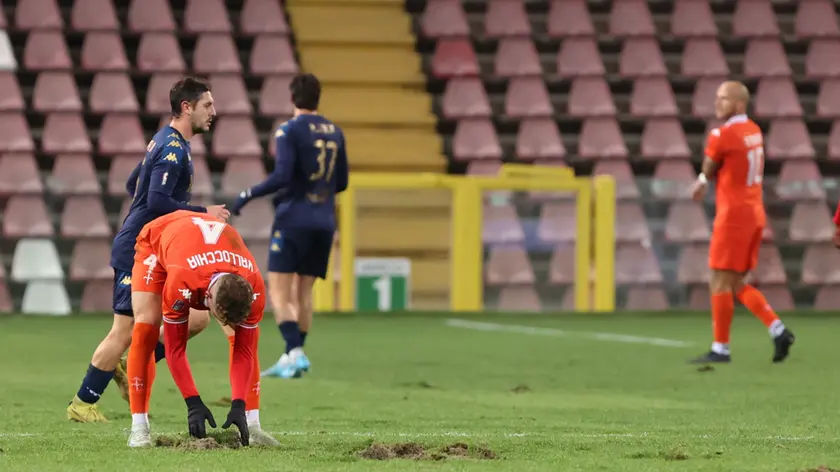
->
[146,140,156,152]
[164,152,178,163]
[120,276,131,286]
[172,300,185,312]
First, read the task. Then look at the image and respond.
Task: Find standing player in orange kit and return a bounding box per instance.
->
[689,80,795,364]
[125,210,279,448]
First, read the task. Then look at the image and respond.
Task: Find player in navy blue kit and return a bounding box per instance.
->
[232,73,348,379]
[67,78,231,422]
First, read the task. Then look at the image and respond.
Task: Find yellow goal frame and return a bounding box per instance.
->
[313,166,616,312]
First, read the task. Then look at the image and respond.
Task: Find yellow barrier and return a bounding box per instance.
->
[313,167,616,312]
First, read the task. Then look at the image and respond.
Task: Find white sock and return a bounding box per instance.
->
[711,342,730,355]
[246,409,260,428]
[131,413,149,429]
[769,319,785,338]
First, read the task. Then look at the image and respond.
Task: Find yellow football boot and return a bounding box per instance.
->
[113,356,130,403]
[66,395,109,423]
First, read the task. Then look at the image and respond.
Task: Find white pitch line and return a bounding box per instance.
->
[445,319,694,348]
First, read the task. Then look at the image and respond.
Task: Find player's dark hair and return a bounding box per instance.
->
[290,73,321,110]
[170,77,211,117]
[215,274,254,326]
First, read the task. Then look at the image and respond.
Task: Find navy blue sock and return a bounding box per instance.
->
[154,341,166,363]
[279,321,302,353]
[300,331,308,347]
[76,364,115,404]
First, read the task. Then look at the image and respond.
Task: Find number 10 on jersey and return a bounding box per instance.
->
[746,146,764,187]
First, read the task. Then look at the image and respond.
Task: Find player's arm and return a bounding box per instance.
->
[698,128,723,184]
[161,278,201,400]
[126,160,142,197]
[335,134,349,193]
[232,126,295,214]
[147,145,206,215]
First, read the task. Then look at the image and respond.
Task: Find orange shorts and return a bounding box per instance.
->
[131,238,166,295]
[709,225,763,273]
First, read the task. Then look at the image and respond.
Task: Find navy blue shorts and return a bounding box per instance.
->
[113,269,133,316]
[268,227,334,279]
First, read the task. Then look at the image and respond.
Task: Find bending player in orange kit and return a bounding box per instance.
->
[125,210,280,447]
[689,80,795,364]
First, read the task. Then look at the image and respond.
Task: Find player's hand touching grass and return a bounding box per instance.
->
[185,396,216,438]
[206,204,231,221]
[222,399,249,446]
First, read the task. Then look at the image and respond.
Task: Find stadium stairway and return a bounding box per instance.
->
[286,0,451,308]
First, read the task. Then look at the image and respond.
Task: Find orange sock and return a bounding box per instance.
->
[127,322,159,415]
[736,284,780,328]
[711,292,734,348]
[228,332,261,424]
[144,356,156,408]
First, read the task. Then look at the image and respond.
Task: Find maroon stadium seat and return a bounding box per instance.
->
[0,73,24,111]
[578,118,627,159]
[431,39,480,78]
[0,114,34,153]
[681,38,729,77]
[795,0,840,38]
[625,287,669,311]
[81,32,129,71]
[71,0,119,31]
[137,34,186,72]
[616,243,662,284]
[775,160,825,200]
[128,0,175,32]
[0,153,43,195]
[515,118,565,160]
[70,240,112,280]
[109,156,140,197]
[671,0,717,37]
[241,0,289,35]
[652,160,695,200]
[620,39,667,77]
[212,117,263,159]
[3,196,53,237]
[145,73,180,114]
[250,35,298,76]
[616,202,650,243]
[442,78,491,119]
[630,78,678,117]
[538,202,576,243]
[16,0,63,30]
[189,133,208,158]
[765,119,814,159]
[466,160,501,176]
[81,280,113,311]
[593,160,639,199]
[484,205,525,244]
[33,72,82,112]
[556,38,604,77]
[692,77,725,117]
[452,119,502,161]
[568,78,615,117]
[259,76,295,117]
[486,245,534,285]
[221,157,266,196]
[194,34,241,74]
[688,285,710,309]
[498,286,541,312]
[759,286,794,311]
[609,0,655,37]
[421,0,469,38]
[24,32,72,70]
[754,78,801,118]
[49,154,100,195]
[42,113,91,154]
[189,157,214,198]
[801,244,840,284]
[495,38,542,77]
[548,245,575,284]
[732,0,779,37]
[817,79,840,117]
[185,0,231,33]
[0,281,12,312]
[677,244,710,284]
[485,0,531,38]
[61,196,111,238]
[547,0,594,37]
[744,40,790,77]
[750,245,787,284]
[788,202,834,242]
[210,75,252,116]
[815,285,840,310]
[505,77,552,118]
[641,119,690,159]
[99,114,147,156]
[665,201,710,242]
[806,40,840,78]
[89,73,139,113]
[234,200,273,240]
[828,121,840,159]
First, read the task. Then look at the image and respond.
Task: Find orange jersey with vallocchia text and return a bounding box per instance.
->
[704,114,767,228]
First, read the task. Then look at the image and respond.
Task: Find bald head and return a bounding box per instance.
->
[714,81,750,119]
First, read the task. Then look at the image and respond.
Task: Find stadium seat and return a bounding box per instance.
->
[556,38,604,77]
[665,201,710,242]
[128,0,175,32]
[212,117,262,159]
[250,35,298,76]
[42,113,91,154]
[670,0,717,37]
[71,0,119,31]
[259,76,295,117]
[61,196,111,238]
[497,286,541,312]
[16,0,63,30]
[69,240,112,281]
[515,118,565,160]
[4,196,52,237]
[0,279,11,312]
[801,244,840,284]
[49,154,100,195]
[608,0,655,37]
[789,202,834,242]
[108,156,139,196]
[466,160,502,176]
[24,32,72,70]
[442,78,491,119]
[0,153,42,195]
[795,0,840,38]
[486,245,535,285]
[765,119,813,159]
[431,39,480,78]
[89,73,139,113]
[616,202,650,243]
[681,39,729,77]
[593,160,639,199]
[677,244,710,284]
[483,204,525,244]
[828,121,840,159]
[568,78,615,117]
[190,157,214,198]
[495,38,542,77]
[80,280,113,311]
[692,77,725,117]
[744,40,791,77]
[452,119,502,161]
[775,160,825,200]
[732,0,779,37]
[33,72,82,112]
[817,79,840,117]
[625,287,670,311]
[754,78,802,118]
[22,281,71,315]
[578,118,627,159]
[616,244,662,284]
[547,0,594,37]
[538,202,578,243]
[100,115,146,157]
[805,40,840,78]
[12,239,62,281]
[652,160,695,200]
[185,0,231,33]
[221,157,266,196]
[241,0,289,35]
[548,245,575,284]
[81,32,129,71]
[757,285,794,311]
[421,0,469,38]
[145,73,181,113]
[189,133,208,158]
[814,285,840,310]
[137,34,186,73]
[194,34,241,74]
[505,77,553,118]
[0,73,24,111]
[619,39,667,77]
[750,245,787,284]
[641,119,691,159]
[630,78,678,117]
[233,199,273,240]
[210,75,252,116]
[688,285,710,310]
[485,0,531,38]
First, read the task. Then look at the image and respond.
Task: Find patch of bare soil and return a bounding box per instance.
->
[358,442,498,461]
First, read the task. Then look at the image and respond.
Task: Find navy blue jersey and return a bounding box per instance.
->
[249,114,349,230]
[110,126,206,271]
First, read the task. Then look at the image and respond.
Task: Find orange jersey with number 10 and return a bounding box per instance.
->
[704,114,767,228]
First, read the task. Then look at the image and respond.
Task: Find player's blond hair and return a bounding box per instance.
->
[215,274,254,326]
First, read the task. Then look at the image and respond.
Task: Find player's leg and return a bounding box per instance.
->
[289,229,332,373]
[239,327,280,446]
[293,275,315,372]
[262,228,305,378]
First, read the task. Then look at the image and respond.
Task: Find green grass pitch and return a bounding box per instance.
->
[1,311,839,471]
